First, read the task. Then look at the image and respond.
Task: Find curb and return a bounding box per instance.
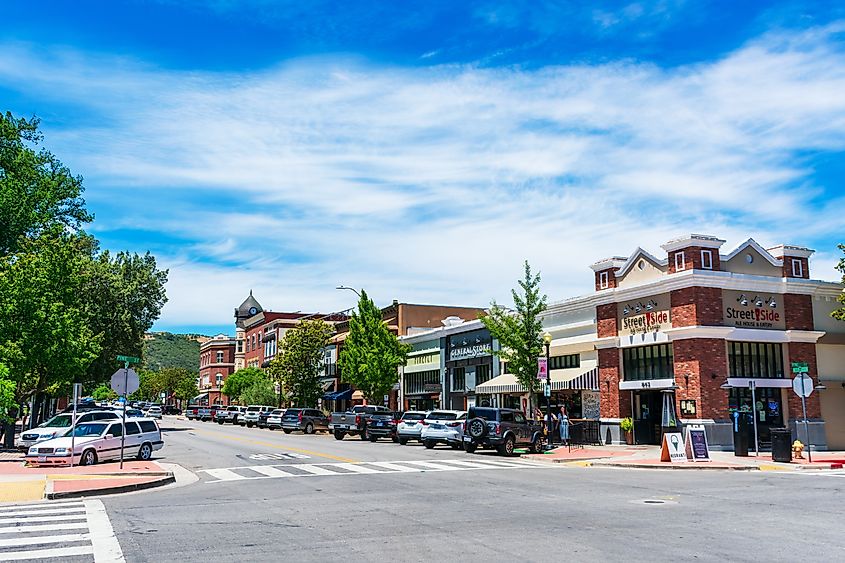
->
[597,462,759,471]
[45,472,175,500]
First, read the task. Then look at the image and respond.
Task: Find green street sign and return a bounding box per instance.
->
[791,362,809,374]
[117,355,140,364]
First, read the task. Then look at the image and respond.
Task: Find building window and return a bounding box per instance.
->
[675,251,686,272]
[791,259,803,277]
[453,367,466,391]
[216,351,224,363]
[475,364,492,385]
[622,344,674,381]
[215,373,222,386]
[728,342,784,379]
[599,271,609,289]
[403,370,440,395]
[237,340,243,353]
[549,354,580,370]
[701,250,713,270]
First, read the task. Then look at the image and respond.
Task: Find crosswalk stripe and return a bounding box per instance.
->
[0,502,84,515]
[0,514,88,525]
[0,533,90,548]
[331,463,382,474]
[0,523,88,535]
[0,544,94,561]
[0,507,86,518]
[366,462,423,473]
[436,460,506,469]
[248,466,294,478]
[84,499,125,562]
[204,468,245,481]
[400,460,460,470]
[293,465,344,476]
[463,458,529,467]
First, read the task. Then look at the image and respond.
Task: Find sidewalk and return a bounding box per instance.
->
[523,444,845,472]
[0,460,175,502]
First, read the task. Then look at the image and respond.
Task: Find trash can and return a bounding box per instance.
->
[770,428,792,463]
[732,411,749,457]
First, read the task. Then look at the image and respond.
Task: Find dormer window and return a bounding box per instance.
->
[599,271,609,289]
[675,251,686,272]
[701,250,713,270]
[791,258,803,277]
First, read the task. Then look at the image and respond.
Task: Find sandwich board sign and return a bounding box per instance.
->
[660,432,688,463]
[684,425,711,462]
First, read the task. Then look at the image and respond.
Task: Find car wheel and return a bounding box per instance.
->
[361,429,369,441]
[467,418,488,439]
[369,434,378,442]
[80,449,97,466]
[464,442,477,454]
[334,430,345,441]
[246,422,253,428]
[450,442,462,450]
[305,422,314,435]
[498,435,515,457]
[283,429,292,434]
[530,435,545,454]
[398,438,408,445]
[424,440,435,449]
[392,436,399,443]
[217,420,224,425]
[137,442,153,461]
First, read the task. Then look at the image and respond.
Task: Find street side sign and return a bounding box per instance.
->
[111,368,140,396]
[117,355,140,364]
[792,374,813,398]
[791,362,809,374]
[661,432,688,463]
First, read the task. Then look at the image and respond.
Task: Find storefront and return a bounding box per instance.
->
[445,328,495,410]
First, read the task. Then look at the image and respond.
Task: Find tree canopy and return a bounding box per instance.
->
[479,261,547,411]
[222,367,269,403]
[267,319,332,408]
[339,290,409,403]
[142,332,201,373]
[833,244,845,322]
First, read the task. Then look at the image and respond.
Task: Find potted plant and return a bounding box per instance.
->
[620,417,634,445]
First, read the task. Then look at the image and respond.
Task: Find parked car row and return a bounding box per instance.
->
[184,403,545,457]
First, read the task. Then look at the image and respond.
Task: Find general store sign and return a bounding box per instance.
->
[618,294,671,336]
[722,290,785,330]
[448,329,492,361]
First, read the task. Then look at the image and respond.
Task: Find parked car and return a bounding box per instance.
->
[124,408,145,418]
[241,405,274,428]
[25,418,164,466]
[185,405,200,420]
[265,409,286,430]
[281,408,329,434]
[258,408,279,429]
[330,405,392,440]
[197,405,221,421]
[216,405,243,424]
[396,411,428,445]
[420,410,467,449]
[163,405,181,415]
[16,411,119,451]
[364,412,401,442]
[146,405,163,420]
[462,407,545,456]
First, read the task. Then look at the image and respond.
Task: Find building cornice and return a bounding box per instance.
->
[664,325,826,344]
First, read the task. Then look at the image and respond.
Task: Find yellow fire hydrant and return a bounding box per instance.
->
[792,440,805,459]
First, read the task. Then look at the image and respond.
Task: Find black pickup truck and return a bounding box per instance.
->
[462,407,545,456]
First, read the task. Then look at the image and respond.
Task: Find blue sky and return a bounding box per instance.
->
[2,1,844,335]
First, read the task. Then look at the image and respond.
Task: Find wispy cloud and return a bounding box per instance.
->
[1,22,844,329]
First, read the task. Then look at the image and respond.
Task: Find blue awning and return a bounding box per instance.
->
[323,389,354,401]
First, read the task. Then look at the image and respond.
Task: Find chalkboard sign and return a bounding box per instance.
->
[684,425,711,462]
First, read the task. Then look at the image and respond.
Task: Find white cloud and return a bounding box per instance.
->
[1,23,844,331]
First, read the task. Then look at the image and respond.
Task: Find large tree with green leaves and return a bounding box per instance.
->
[267,319,333,408]
[832,244,845,322]
[339,290,410,404]
[479,261,547,413]
[240,379,277,406]
[0,112,91,254]
[221,367,268,403]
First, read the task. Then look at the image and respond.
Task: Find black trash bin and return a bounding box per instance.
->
[732,411,749,457]
[771,428,792,463]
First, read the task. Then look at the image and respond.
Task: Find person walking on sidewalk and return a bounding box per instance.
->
[558,406,570,445]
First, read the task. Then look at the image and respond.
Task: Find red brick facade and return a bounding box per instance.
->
[670,286,723,327]
[668,246,721,274]
[785,342,821,419]
[598,347,621,417]
[596,303,618,338]
[672,338,729,419]
[594,268,618,291]
[781,256,810,279]
[783,294,814,331]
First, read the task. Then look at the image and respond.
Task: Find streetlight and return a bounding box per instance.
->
[336,285,361,298]
[543,332,552,449]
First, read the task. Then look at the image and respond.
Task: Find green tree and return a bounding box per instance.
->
[222,367,266,402]
[0,363,15,424]
[142,332,201,372]
[0,112,91,254]
[173,374,199,404]
[268,319,333,408]
[339,290,410,403]
[833,244,845,321]
[479,261,547,413]
[91,383,117,401]
[240,379,277,406]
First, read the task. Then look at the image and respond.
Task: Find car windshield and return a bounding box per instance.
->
[68,423,108,437]
[247,406,260,412]
[42,415,73,428]
[402,413,425,421]
[427,412,458,420]
[270,410,283,415]
[284,409,301,416]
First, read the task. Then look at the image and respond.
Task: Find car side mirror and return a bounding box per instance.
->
[105,434,114,440]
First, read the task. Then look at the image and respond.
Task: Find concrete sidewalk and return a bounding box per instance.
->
[0,460,175,502]
[523,444,845,471]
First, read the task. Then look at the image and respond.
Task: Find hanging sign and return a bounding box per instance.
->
[684,425,711,462]
[660,432,688,463]
[537,357,548,381]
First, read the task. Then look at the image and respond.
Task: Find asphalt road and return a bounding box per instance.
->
[100,417,845,563]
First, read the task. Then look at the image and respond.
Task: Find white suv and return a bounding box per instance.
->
[420,410,467,450]
[242,405,274,428]
[25,418,164,466]
[16,411,120,451]
[396,411,428,445]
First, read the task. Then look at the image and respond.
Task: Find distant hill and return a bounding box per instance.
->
[142,332,202,372]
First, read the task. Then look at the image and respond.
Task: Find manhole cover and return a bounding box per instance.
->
[629,499,677,505]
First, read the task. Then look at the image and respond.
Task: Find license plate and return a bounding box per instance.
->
[433,424,444,429]
[38,456,47,462]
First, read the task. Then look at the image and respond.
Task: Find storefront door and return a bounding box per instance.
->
[633,391,662,445]
[728,387,784,447]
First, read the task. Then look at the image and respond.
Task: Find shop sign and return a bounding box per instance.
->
[423,383,443,393]
[722,290,784,330]
[684,425,711,462]
[448,329,492,361]
[537,357,548,381]
[618,295,671,336]
[660,432,688,463]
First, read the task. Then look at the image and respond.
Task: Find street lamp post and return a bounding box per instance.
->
[543,332,552,449]
[336,285,361,298]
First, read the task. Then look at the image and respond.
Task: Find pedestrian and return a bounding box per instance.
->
[558,406,570,445]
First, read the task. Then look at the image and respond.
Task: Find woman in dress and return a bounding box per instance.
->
[558,406,570,445]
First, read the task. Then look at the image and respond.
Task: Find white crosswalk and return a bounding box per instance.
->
[200,458,547,483]
[0,499,124,562]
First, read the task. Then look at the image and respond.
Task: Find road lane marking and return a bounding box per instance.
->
[189,426,357,463]
[292,465,343,476]
[0,507,86,518]
[248,466,294,478]
[0,533,90,548]
[203,468,245,481]
[84,499,125,563]
[0,514,88,525]
[366,462,422,473]
[0,523,88,534]
[0,544,94,560]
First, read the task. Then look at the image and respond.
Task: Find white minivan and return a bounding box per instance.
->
[25,418,164,466]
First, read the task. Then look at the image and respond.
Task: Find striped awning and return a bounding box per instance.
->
[475,374,521,394]
[475,364,599,394]
[564,367,599,391]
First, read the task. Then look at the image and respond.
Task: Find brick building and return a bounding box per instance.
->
[532,234,844,450]
[198,334,236,406]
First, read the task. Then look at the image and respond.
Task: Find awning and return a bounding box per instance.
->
[475,374,520,394]
[476,363,599,394]
[351,390,365,400]
[321,380,335,392]
[564,367,600,391]
[192,393,208,402]
[323,388,353,401]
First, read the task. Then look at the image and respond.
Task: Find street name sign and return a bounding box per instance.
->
[117,355,140,364]
[111,368,140,395]
[792,374,813,398]
[791,362,809,374]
